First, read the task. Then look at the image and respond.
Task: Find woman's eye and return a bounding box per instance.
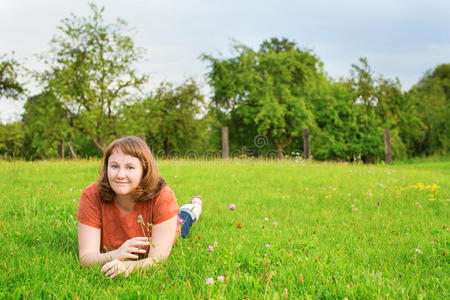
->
[110,165,118,169]
[127,166,135,170]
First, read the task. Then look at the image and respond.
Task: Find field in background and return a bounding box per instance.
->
[1,158,448,299]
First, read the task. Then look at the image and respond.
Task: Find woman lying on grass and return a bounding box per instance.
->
[77,136,202,278]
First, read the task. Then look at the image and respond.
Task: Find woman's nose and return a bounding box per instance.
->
[117,168,126,178]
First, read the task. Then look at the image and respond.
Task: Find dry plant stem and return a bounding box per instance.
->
[264,272,274,300]
[186,279,194,300]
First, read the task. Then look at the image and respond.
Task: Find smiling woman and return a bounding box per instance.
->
[76,136,202,278]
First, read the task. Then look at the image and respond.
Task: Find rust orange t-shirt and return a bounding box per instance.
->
[76,181,180,254]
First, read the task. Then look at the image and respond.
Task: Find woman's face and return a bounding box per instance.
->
[107,148,144,197]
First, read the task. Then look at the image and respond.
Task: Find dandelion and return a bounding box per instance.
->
[206,278,214,285]
[208,245,214,252]
[265,244,270,248]
[217,275,225,282]
[415,248,423,254]
[229,204,236,210]
[264,217,269,221]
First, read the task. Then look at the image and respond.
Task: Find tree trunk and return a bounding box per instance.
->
[267,132,294,160]
[384,128,392,164]
[57,139,64,160]
[221,127,229,159]
[138,133,146,144]
[275,145,284,159]
[164,137,171,158]
[68,143,77,159]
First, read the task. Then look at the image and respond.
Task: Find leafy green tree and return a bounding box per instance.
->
[0,121,24,158]
[406,64,449,155]
[22,93,71,159]
[119,79,205,157]
[203,38,321,158]
[0,54,24,99]
[344,58,409,162]
[39,3,147,154]
[309,80,360,161]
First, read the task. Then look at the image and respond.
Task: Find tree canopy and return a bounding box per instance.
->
[40,3,147,153]
[0,54,24,99]
[203,38,322,158]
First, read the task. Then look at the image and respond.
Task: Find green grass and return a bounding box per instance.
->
[1,159,449,299]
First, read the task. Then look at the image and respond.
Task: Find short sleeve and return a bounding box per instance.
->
[152,186,180,225]
[76,183,102,229]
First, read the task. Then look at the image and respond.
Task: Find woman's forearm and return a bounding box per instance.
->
[80,250,118,267]
[133,253,168,271]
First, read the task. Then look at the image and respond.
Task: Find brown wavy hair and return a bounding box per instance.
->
[98,136,166,203]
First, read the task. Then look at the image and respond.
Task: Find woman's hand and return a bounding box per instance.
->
[112,237,149,261]
[101,259,135,278]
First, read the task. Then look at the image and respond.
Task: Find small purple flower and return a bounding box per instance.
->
[177,217,184,225]
[265,244,270,248]
[415,248,423,254]
[137,214,143,223]
[217,275,225,282]
[206,277,214,285]
[229,204,236,210]
[377,202,380,206]
[208,245,214,252]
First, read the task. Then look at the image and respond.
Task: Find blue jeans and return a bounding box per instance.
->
[178,211,194,238]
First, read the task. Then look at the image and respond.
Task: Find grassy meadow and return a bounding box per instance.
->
[1,158,449,299]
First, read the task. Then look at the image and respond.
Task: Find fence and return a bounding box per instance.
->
[55,128,393,164]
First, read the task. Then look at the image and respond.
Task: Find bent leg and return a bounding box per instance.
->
[178,210,193,238]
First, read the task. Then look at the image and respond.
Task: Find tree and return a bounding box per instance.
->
[40,3,147,154]
[406,63,449,155]
[345,58,408,162]
[119,79,205,158]
[202,38,321,158]
[22,92,72,159]
[0,54,24,99]
[0,121,24,158]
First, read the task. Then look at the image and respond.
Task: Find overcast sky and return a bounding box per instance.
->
[1,0,449,123]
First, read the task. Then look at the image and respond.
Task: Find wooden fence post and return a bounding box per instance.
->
[58,139,64,160]
[384,128,392,164]
[222,127,229,159]
[303,129,310,160]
